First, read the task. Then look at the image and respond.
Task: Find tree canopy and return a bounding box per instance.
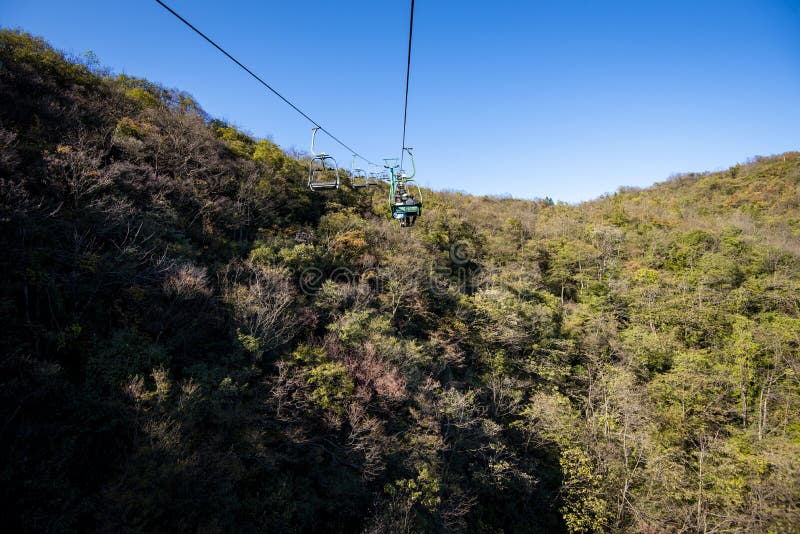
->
[1,30,799,533]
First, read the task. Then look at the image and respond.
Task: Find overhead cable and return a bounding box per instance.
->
[153,0,377,166]
[400,0,415,169]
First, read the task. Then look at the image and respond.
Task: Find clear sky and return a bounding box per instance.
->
[2,0,799,202]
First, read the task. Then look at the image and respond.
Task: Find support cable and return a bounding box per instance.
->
[400,0,415,169]
[154,0,377,165]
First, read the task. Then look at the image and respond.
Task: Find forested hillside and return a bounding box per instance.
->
[1,30,799,533]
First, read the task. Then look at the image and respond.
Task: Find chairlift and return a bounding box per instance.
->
[307,127,339,191]
[350,155,368,189]
[386,147,422,227]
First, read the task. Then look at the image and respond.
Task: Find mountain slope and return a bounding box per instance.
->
[1,30,798,533]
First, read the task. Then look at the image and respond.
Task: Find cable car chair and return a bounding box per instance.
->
[350,155,368,189]
[308,127,340,191]
[365,164,381,186]
[387,147,423,227]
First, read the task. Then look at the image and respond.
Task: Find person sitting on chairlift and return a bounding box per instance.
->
[398,193,409,226]
[404,194,418,227]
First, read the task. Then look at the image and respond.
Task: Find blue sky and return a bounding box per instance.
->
[2,0,799,202]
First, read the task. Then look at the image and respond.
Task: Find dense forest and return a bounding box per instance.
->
[1,30,799,533]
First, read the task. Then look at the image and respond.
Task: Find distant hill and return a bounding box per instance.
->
[1,29,798,533]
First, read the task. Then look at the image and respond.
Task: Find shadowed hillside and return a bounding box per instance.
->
[1,30,798,533]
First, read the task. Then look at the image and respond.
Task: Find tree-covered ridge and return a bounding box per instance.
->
[1,30,798,532]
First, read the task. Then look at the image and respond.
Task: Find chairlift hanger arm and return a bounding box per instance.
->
[403,147,416,179]
[310,126,323,157]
